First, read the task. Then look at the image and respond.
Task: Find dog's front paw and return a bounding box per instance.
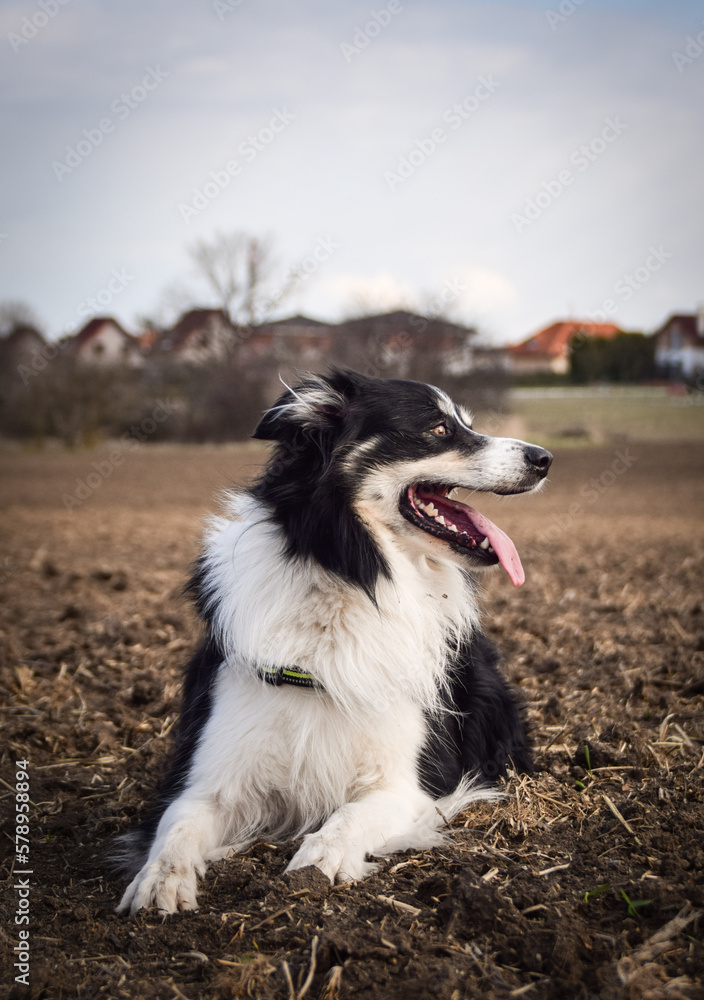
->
[286,833,379,883]
[116,855,203,916]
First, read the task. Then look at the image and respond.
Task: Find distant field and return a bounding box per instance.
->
[477,385,704,447]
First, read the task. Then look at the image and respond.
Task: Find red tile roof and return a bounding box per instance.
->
[510,321,621,358]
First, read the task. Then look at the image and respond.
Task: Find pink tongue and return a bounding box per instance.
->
[463,506,525,588]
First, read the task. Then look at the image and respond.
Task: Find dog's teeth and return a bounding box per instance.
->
[436,515,445,526]
[417,501,427,512]
[448,524,458,533]
[426,504,438,517]
[479,537,490,550]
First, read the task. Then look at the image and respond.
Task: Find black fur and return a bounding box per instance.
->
[420,633,532,797]
[117,582,223,876]
[252,369,533,791]
[250,368,490,598]
[250,436,390,601]
[118,369,540,877]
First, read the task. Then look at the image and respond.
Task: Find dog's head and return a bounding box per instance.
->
[252,369,552,594]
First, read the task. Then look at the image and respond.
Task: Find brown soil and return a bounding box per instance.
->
[1,440,703,1000]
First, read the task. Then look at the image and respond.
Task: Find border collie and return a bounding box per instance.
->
[117,369,552,915]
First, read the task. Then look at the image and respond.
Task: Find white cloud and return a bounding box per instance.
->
[450,267,517,316]
[320,272,415,317]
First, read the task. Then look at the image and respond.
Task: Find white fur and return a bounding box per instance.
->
[117,491,496,915]
[204,493,476,717]
[267,374,345,428]
[117,425,537,916]
[433,386,475,432]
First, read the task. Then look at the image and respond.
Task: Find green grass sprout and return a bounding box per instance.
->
[583,883,611,903]
[620,890,652,918]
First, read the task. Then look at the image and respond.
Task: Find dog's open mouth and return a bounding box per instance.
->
[401,483,525,587]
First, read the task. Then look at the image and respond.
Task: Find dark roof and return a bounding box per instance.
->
[654,313,704,344]
[0,326,46,365]
[252,311,476,343]
[72,317,134,349]
[263,314,329,329]
[339,310,477,336]
[158,309,233,351]
[2,325,45,348]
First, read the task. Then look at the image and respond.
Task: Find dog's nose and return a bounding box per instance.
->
[524,445,553,477]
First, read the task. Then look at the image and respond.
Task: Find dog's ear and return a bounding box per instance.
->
[252,373,349,442]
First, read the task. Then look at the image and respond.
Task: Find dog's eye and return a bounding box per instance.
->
[431,424,450,437]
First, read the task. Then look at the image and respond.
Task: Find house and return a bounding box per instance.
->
[151,309,235,364]
[67,317,144,367]
[56,308,480,381]
[0,325,47,371]
[243,315,333,367]
[238,315,337,399]
[239,310,477,381]
[653,310,704,379]
[508,320,622,375]
[333,310,477,378]
[472,344,512,372]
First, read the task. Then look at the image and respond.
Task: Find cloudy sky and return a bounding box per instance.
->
[1,0,702,345]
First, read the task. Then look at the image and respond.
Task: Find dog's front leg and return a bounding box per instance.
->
[286,786,436,882]
[117,793,227,915]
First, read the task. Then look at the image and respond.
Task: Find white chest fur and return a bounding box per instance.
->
[202,493,480,719]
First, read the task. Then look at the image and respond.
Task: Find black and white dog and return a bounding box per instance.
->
[117,369,552,915]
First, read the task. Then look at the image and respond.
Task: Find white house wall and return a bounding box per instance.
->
[78,324,143,367]
[656,344,704,377]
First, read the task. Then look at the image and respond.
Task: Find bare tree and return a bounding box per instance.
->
[188,231,281,324]
[0,300,44,336]
[137,280,198,333]
[341,288,413,321]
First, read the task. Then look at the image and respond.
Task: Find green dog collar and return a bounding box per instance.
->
[255,664,324,690]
